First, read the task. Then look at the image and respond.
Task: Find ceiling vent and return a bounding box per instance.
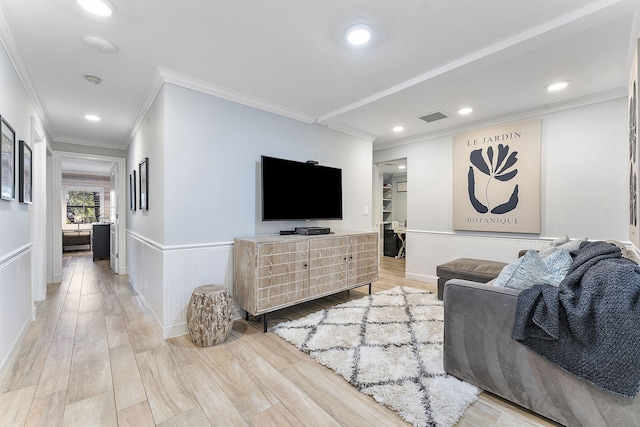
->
[419,111,449,123]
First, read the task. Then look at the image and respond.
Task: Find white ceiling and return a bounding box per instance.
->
[0,0,638,152]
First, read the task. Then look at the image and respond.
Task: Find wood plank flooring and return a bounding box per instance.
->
[0,252,558,426]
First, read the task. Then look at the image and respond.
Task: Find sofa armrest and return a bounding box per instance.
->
[443,278,520,382]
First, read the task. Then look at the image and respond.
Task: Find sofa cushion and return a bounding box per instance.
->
[494,248,572,290]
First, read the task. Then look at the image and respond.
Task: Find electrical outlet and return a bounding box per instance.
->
[363,206,369,216]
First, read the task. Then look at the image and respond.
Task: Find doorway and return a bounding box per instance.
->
[49,152,126,283]
[375,158,407,262]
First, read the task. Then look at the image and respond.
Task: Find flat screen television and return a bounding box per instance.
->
[261,155,343,221]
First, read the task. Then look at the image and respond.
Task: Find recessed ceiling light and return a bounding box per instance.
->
[546,81,569,92]
[345,24,372,45]
[392,126,404,133]
[398,165,406,170]
[81,35,117,53]
[76,0,114,17]
[458,107,473,115]
[85,114,101,122]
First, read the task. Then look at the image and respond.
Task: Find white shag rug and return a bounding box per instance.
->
[272,286,479,427]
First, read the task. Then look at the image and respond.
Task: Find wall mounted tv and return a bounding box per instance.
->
[261,155,343,221]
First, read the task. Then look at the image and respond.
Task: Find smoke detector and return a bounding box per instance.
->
[81,35,117,53]
[84,74,102,84]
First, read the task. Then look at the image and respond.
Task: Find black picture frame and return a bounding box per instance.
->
[1,116,16,201]
[139,157,148,211]
[18,140,32,204]
[129,170,136,211]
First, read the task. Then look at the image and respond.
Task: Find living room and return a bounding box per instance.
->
[1,1,640,426]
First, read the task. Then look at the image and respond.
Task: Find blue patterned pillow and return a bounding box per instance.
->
[494,248,572,290]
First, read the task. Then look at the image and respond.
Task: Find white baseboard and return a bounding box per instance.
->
[162,322,188,339]
[405,272,437,284]
[162,307,244,340]
[0,305,36,376]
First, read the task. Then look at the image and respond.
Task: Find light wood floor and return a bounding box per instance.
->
[0,252,558,426]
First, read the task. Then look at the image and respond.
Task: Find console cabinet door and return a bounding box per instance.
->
[347,233,379,286]
[308,236,349,297]
[256,241,309,312]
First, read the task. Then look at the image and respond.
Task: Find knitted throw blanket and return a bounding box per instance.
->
[512,241,640,397]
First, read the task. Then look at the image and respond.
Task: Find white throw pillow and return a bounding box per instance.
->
[538,236,586,258]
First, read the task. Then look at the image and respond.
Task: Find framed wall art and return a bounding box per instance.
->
[18,140,32,204]
[139,157,148,211]
[397,181,407,192]
[129,170,136,211]
[1,116,16,201]
[453,119,541,234]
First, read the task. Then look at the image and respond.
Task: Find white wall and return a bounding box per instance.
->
[127,83,374,337]
[161,83,373,244]
[0,42,39,371]
[373,98,628,282]
[128,85,166,245]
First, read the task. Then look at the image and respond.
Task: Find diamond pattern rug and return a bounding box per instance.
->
[272,286,479,427]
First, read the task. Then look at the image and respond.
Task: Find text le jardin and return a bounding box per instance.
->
[467,131,521,146]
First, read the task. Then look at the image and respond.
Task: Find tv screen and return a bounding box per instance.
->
[261,155,343,221]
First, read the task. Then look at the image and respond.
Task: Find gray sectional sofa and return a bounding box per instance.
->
[443,278,640,426]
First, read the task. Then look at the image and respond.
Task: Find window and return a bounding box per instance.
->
[65,187,103,224]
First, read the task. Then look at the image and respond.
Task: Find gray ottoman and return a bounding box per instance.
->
[436,258,507,300]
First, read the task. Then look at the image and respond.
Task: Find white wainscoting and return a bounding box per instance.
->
[127,232,234,339]
[405,231,637,283]
[0,246,34,373]
[405,231,554,283]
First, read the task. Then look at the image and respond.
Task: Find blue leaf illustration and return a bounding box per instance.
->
[495,144,509,171]
[468,167,488,213]
[487,146,494,172]
[496,151,518,175]
[491,185,519,214]
[470,149,490,175]
[495,169,518,181]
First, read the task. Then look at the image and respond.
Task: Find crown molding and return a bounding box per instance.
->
[373,88,626,151]
[126,66,319,147]
[125,67,166,148]
[53,135,128,151]
[159,67,316,123]
[325,122,376,142]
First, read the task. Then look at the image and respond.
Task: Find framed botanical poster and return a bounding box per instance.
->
[453,119,541,233]
[18,140,32,204]
[129,170,136,211]
[1,116,16,201]
[139,157,148,211]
